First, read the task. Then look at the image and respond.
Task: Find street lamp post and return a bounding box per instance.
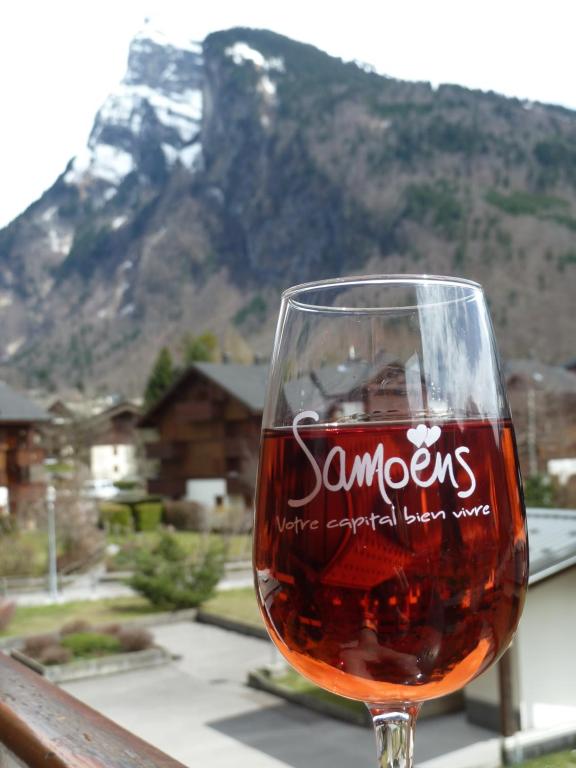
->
[46,485,59,602]
[526,371,543,477]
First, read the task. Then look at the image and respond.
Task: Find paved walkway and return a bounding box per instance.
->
[62,621,499,768]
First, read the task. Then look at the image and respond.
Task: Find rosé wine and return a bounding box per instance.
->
[254,418,527,703]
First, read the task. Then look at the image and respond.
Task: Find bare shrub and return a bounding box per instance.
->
[57,524,105,573]
[61,619,92,635]
[99,623,122,636]
[0,600,16,632]
[0,535,39,578]
[117,627,154,653]
[164,500,209,531]
[37,644,73,666]
[22,633,60,659]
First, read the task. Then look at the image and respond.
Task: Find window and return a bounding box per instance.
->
[226,457,241,473]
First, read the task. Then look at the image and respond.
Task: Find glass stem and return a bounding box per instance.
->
[367,704,421,768]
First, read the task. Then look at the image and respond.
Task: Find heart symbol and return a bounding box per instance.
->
[425,425,441,447]
[407,424,427,447]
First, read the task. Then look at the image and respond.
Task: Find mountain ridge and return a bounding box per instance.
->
[0,26,574,395]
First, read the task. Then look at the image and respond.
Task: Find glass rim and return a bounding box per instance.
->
[282,274,483,313]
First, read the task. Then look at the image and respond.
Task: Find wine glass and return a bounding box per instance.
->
[253,274,528,768]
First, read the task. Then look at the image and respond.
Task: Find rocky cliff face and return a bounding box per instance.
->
[0,25,575,395]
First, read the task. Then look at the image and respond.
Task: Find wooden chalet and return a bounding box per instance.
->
[140,363,268,504]
[78,400,142,481]
[139,356,576,506]
[505,360,576,472]
[43,398,143,482]
[0,382,50,517]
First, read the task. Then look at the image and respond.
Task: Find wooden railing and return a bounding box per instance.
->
[0,652,186,768]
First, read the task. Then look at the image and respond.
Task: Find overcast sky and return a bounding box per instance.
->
[0,0,574,227]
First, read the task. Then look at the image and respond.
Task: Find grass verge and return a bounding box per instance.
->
[517,751,576,768]
[272,668,366,717]
[202,587,262,627]
[1,587,259,639]
[0,598,161,638]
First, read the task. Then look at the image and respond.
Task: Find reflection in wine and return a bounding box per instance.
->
[255,418,527,703]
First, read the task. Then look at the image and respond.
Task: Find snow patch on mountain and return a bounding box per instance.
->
[41,206,57,223]
[112,216,128,230]
[5,337,24,358]
[120,303,135,317]
[258,75,276,99]
[224,43,284,72]
[179,142,203,170]
[65,143,136,186]
[48,228,73,255]
[225,42,284,128]
[98,84,202,136]
[64,30,204,189]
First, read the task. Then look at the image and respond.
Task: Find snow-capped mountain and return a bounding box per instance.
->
[0,25,212,390]
[65,27,204,192]
[0,26,575,395]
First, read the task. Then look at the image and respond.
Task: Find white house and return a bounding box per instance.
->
[91,443,137,482]
[465,507,576,735]
[80,400,142,482]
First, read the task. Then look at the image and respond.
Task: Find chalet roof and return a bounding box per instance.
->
[0,382,50,423]
[527,507,576,584]
[85,399,141,423]
[192,363,269,412]
[43,396,143,422]
[140,363,269,425]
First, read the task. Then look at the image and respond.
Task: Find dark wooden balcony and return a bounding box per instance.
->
[146,441,176,460]
[146,477,185,497]
[224,437,250,458]
[172,401,214,422]
[0,651,186,767]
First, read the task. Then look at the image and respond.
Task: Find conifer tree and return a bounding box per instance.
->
[144,347,174,407]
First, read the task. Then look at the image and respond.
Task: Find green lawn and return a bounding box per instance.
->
[518,751,576,768]
[0,597,161,638]
[202,586,262,627]
[272,668,365,716]
[0,586,260,638]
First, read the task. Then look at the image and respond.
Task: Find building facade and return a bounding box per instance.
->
[505,360,576,503]
[0,383,50,519]
[81,401,142,481]
[140,363,267,508]
[465,507,576,732]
